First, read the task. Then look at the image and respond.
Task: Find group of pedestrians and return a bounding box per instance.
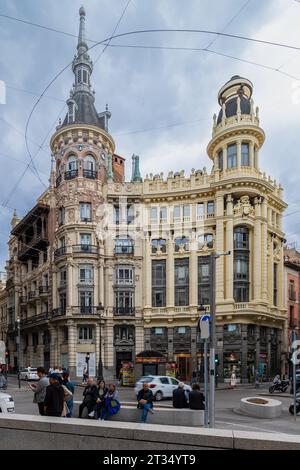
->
[79,378,121,420]
[29,367,75,417]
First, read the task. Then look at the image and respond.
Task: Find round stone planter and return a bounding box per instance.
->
[239,397,282,418]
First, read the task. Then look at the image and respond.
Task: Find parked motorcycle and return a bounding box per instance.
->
[289,392,300,415]
[269,379,290,393]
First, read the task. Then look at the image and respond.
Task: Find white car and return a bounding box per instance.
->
[0,391,15,413]
[19,367,39,381]
[134,375,192,401]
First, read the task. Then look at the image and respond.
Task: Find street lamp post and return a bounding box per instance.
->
[16,318,21,389]
[197,303,209,427]
[97,302,104,381]
[209,250,230,428]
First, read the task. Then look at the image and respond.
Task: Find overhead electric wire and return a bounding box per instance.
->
[203,0,252,50]
[94,0,132,66]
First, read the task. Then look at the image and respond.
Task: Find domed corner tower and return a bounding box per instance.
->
[207,75,265,178]
[49,6,118,191]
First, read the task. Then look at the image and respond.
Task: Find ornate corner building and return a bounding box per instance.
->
[2,9,287,382]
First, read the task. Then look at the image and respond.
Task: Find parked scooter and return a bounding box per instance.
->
[289,391,300,415]
[269,379,290,394]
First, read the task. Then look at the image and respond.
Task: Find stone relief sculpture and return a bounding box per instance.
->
[233,195,255,217]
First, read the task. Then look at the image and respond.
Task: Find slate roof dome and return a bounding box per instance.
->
[217,75,253,124]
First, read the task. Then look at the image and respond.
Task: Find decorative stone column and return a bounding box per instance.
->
[95,323,100,373]
[215,194,225,302]
[225,195,234,300]
[268,237,274,306]
[67,261,74,310]
[67,320,76,378]
[277,243,284,309]
[222,145,227,171]
[103,320,114,380]
[237,140,242,169]
[261,198,268,301]
[253,197,262,302]
[189,237,198,308]
[49,326,58,368]
[249,141,254,167]
[144,236,152,309]
[167,238,175,309]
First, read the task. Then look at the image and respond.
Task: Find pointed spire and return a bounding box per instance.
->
[11,209,19,229]
[132,154,142,182]
[78,6,88,56]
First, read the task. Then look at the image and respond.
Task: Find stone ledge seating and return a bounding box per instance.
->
[73,401,205,426]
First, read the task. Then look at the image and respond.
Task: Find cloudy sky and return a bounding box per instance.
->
[0,0,300,271]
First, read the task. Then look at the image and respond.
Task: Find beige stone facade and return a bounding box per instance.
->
[0,11,288,383]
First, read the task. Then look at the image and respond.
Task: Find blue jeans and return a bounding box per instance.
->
[140,403,152,423]
[66,400,73,418]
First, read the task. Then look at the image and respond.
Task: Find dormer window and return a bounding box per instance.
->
[65,155,78,179]
[83,70,87,84]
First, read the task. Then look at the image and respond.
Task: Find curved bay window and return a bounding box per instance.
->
[151,238,167,254]
[234,226,250,302]
[241,143,249,166]
[218,149,223,170]
[227,144,237,169]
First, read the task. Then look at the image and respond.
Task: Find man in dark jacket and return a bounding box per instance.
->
[189,383,205,410]
[44,373,64,417]
[137,382,154,423]
[173,382,188,408]
[62,371,75,418]
[79,377,99,418]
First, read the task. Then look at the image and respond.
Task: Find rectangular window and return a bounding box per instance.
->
[116,266,133,285]
[114,291,134,314]
[79,264,93,283]
[177,327,186,334]
[78,326,93,341]
[127,205,135,225]
[155,327,163,335]
[183,205,190,218]
[175,258,189,306]
[218,149,223,170]
[58,207,65,226]
[152,260,166,307]
[79,291,93,313]
[207,201,215,215]
[60,267,67,286]
[59,292,66,314]
[273,263,278,306]
[113,206,120,224]
[80,202,91,221]
[241,143,249,166]
[150,207,157,223]
[290,305,295,328]
[160,207,167,222]
[80,233,91,247]
[227,144,237,168]
[197,203,204,218]
[289,280,296,301]
[198,257,210,305]
[173,205,180,219]
[83,70,87,84]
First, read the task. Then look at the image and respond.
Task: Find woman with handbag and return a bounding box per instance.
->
[99,384,121,420]
[94,380,108,419]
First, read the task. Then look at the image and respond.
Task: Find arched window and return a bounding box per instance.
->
[151,239,167,253]
[241,143,249,166]
[174,236,189,252]
[65,155,78,180]
[83,155,97,179]
[198,233,213,249]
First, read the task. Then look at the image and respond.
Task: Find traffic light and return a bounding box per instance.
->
[215,355,220,366]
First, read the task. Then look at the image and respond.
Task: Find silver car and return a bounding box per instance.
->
[0,391,15,413]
